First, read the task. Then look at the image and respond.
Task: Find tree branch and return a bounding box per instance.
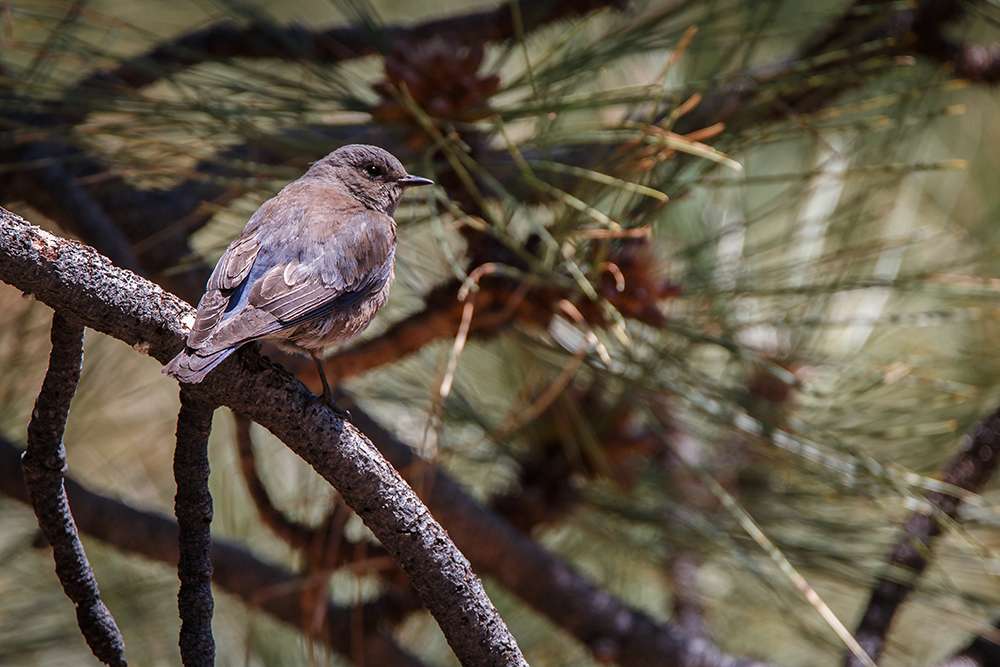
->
[908,0,1000,85]
[305,242,674,391]
[173,387,216,666]
[0,206,527,667]
[20,312,127,667]
[0,206,769,667]
[233,413,321,548]
[233,413,391,570]
[66,0,623,101]
[934,619,1000,667]
[0,435,426,667]
[343,398,771,667]
[15,142,142,273]
[847,407,1000,666]
[670,0,981,134]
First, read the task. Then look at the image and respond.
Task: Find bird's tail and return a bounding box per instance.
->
[162,346,236,383]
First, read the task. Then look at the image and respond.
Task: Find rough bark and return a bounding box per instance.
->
[346,398,770,667]
[0,206,771,667]
[173,388,216,665]
[0,206,525,667]
[21,313,127,667]
[0,435,425,667]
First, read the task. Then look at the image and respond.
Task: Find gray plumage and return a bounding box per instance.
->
[164,144,432,383]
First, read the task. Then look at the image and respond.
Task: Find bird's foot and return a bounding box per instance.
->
[310,351,350,419]
[320,387,351,421]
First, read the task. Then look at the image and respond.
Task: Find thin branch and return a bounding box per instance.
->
[668,554,707,638]
[0,435,427,667]
[303,275,532,387]
[0,207,768,667]
[934,618,1000,667]
[20,313,127,667]
[233,413,391,570]
[173,387,216,666]
[908,0,1000,85]
[16,142,142,273]
[305,252,673,390]
[65,0,623,101]
[847,407,1000,667]
[668,0,973,134]
[0,207,527,667]
[233,413,317,547]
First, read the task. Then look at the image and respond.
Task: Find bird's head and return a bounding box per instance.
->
[306,144,433,215]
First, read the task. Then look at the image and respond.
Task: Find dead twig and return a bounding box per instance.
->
[21,313,127,667]
[173,387,216,666]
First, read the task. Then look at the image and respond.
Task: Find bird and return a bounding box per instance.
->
[163,144,432,406]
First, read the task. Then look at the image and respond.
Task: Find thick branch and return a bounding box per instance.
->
[67,0,622,100]
[847,407,1000,666]
[0,435,425,667]
[173,388,216,666]
[0,207,526,667]
[0,207,767,667]
[21,313,127,667]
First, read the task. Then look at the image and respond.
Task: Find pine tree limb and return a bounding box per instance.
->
[20,313,128,667]
[933,619,1000,667]
[64,0,624,102]
[344,398,771,667]
[0,206,768,667]
[0,206,527,667]
[847,407,1000,666]
[233,413,391,570]
[0,435,427,667]
[173,387,216,666]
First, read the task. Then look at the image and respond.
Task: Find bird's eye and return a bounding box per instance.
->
[363,164,384,179]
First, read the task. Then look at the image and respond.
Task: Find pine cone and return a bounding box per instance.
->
[373,37,500,149]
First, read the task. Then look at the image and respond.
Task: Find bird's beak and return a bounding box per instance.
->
[397,174,434,188]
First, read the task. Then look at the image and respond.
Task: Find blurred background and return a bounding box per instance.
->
[1,0,1000,665]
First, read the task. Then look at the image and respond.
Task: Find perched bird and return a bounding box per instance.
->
[163,144,432,403]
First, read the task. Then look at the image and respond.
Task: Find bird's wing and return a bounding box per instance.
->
[191,208,395,353]
[187,232,261,349]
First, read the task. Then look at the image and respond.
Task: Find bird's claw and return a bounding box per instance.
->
[327,399,352,421]
[320,388,351,420]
